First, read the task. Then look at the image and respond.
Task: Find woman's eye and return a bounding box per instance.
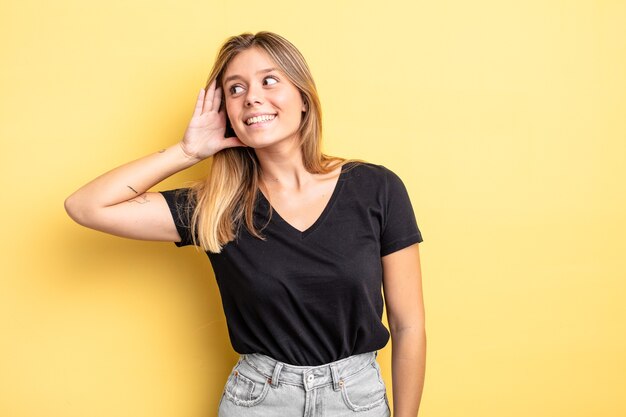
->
[229,85,244,95]
[263,76,278,86]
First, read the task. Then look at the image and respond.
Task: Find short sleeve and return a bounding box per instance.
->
[159,188,197,247]
[380,168,423,256]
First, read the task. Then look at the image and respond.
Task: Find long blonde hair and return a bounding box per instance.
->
[190,32,349,253]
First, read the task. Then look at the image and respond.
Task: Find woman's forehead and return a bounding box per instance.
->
[223,48,280,80]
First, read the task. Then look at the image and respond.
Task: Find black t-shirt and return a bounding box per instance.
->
[160,162,423,366]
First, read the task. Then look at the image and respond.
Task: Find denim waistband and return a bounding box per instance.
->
[241,351,377,392]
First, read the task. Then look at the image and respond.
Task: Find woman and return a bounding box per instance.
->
[65,31,425,417]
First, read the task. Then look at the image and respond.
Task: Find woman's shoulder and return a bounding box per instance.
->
[340,161,411,200]
[160,187,196,204]
[159,187,197,220]
[342,160,401,182]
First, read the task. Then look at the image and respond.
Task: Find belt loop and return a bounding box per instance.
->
[330,363,341,391]
[270,361,283,389]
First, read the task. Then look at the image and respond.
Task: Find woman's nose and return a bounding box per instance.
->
[245,86,263,107]
[245,96,262,107]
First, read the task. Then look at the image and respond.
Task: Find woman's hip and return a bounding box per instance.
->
[218,351,391,417]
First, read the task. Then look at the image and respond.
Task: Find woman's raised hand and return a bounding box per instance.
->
[179,80,245,160]
[65,80,247,242]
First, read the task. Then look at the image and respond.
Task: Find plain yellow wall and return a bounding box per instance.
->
[1,0,625,416]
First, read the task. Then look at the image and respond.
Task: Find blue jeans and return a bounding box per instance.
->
[218,351,391,417]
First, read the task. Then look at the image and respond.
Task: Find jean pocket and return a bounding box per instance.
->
[340,361,388,412]
[223,360,271,407]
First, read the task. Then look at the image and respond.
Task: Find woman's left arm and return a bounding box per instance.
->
[382,243,426,417]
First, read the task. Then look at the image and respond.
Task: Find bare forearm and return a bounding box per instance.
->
[65,143,199,219]
[391,326,426,417]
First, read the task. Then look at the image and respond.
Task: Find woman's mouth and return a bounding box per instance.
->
[245,114,276,126]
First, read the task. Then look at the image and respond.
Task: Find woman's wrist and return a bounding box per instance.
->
[175,141,205,165]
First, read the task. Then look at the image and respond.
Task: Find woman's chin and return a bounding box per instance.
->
[236,135,300,152]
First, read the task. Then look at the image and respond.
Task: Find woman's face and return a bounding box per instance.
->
[222,47,306,150]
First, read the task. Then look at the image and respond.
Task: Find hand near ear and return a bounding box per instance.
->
[180,80,246,162]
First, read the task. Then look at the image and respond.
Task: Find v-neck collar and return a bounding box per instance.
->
[256,165,348,239]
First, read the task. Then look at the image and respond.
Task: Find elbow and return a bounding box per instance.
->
[64,193,90,226]
[389,322,426,337]
[389,324,427,350]
[388,314,426,337]
[64,193,81,223]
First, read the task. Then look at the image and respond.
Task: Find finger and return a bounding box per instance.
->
[192,88,205,117]
[211,85,223,112]
[204,79,216,113]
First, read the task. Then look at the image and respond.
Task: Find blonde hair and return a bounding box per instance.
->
[190,31,350,253]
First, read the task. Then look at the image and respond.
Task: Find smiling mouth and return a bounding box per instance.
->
[245,114,276,125]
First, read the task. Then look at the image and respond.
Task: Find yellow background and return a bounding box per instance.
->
[1,0,625,416]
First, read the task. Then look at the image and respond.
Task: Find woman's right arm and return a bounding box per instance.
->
[64,81,244,242]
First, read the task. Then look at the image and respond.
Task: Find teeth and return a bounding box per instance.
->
[246,114,276,125]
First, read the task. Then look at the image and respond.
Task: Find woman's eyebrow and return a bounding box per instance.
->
[223,68,279,84]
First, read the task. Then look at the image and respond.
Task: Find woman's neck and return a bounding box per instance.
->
[254,141,312,191]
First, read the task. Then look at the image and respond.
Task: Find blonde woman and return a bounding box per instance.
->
[65,32,425,417]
